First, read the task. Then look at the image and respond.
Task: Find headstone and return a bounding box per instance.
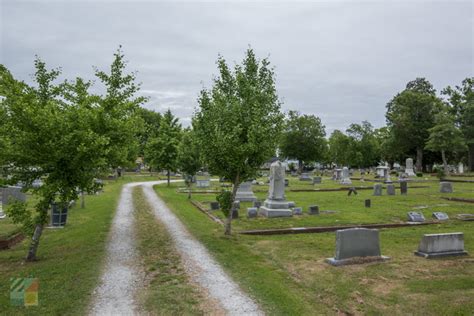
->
[333,169,342,181]
[405,158,416,176]
[373,184,383,196]
[288,201,295,208]
[247,207,258,218]
[299,173,312,181]
[440,182,453,193]
[210,201,220,210]
[284,179,289,187]
[235,181,257,202]
[407,211,425,222]
[312,176,322,184]
[365,199,371,208]
[326,228,390,266]
[458,162,464,174]
[414,232,468,258]
[386,184,396,195]
[340,167,352,185]
[2,186,26,206]
[400,181,408,195]
[253,200,262,208]
[292,207,303,215]
[196,179,210,188]
[259,161,293,218]
[308,205,319,215]
[432,212,449,221]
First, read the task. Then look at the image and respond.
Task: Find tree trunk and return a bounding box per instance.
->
[167,170,170,187]
[81,191,85,209]
[469,144,474,172]
[187,182,192,199]
[26,224,44,262]
[298,160,303,174]
[225,173,240,236]
[416,148,423,173]
[441,150,449,176]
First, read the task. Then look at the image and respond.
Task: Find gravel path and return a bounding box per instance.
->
[90,180,262,316]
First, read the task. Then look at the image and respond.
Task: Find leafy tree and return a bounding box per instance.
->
[386,78,443,171]
[0,61,107,261]
[176,128,201,199]
[425,112,466,175]
[145,109,181,185]
[193,48,284,235]
[442,78,474,171]
[346,121,381,168]
[327,130,353,167]
[136,107,161,157]
[279,110,326,172]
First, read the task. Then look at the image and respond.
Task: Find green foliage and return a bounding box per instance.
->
[346,121,381,167]
[136,107,162,156]
[327,130,353,166]
[280,110,327,169]
[425,113,466,154]
[177,128,201,180]
[416,172,423,177]
[5,201,34,236]
[216,190,232,218]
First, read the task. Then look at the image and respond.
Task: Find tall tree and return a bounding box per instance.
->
[386,78,442,171]
[425,112,466,175]
[193,48,284,235]
[346,121,381,168]
[442,78,474,171]
[327,130,353,167]
[145,109,181,185]
[136,107,162,157]
[279,110,327,172]
[176,128,201,199]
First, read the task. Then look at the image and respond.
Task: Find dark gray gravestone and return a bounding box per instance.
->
[373,184,382,196]
[326,228,390,266]
[288,201,296,208]
[284,179,289,187]
[299,173,312,181]
[400,181,408,195]
[292,207,303,215]
[231,209,239,219]
[247,207,258,218]
[432,212,449,221]
[2,186,26,205]
[415,232,468,258]
[407,211,425,222]
[440,182,453,193]
[312,176,322,184]
[308,205,319,215]
[386,184,396,195]
[365,199,371,208]
[210,201,220,210]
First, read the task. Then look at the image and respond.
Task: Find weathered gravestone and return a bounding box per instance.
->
[259,161,293,218]
[405,158,416,176]
[414,232,468,258]
[235,181,257,202]
[458,162,464,174]
[210,201,220,210]
[312,176,322,184]
[247,207,258,218]
[440,182,453,193]
[432,212,449,221]
[333,169,342,181]
[308,205,319,215]
[365,199,371,208]
[196,179,210,188]
[299,173,312,181]
[292,207,303,215]
[407,211,425,222]
[2,186,26,206]
[373,184,383,196]
[288,201,296,208]
[326,228,390,266]
[386,184,396,195]
[400,181,408,195]
[340,167,352,185]
[284,179,289,187]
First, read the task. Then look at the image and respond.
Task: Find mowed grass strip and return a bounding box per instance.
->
[132,187,209,315]
[0,176,155,315]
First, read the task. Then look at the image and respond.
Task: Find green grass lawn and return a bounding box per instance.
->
[0,175,162,315]
[155,177,474,315]
[0,217,21,240]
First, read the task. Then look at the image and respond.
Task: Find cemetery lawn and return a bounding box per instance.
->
[156,178,474,315]
[0,175,160,315]
[0,217,21,239]
[133,187,210,315]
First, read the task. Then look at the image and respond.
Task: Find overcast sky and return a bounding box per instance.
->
[1,0,472,133]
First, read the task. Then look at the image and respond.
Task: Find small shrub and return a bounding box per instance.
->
[416,172,423,177]
[216,190,232,217]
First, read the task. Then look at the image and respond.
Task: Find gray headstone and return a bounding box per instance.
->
[312,176,322,184]
[2,186,26,206]
[340,167,352,185]
[284,179,289,187]
[432,212,449,221]
[210,201,220,210]
[292,207,303,215]
[196,179,210,188]
[407,211,425,222]
[326,228,389,265]
[415,232,468,258]
[308,205,319,215]
[386,184,396,195]
[405,158,416,176]
[259,161,293,218]
[400,181,408,195]
[247,207,258,218]
[235,181,257,202]
[440,182,453,193]
[373,184,383,196]
[333,169,342,181]
[365,199,371,208]
[458,162,464,174]
[299,173,312,181]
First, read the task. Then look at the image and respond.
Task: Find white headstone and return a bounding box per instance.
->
[458,162,464,174]
[259,161,293,218]
[405,158,416,177]
[340,167,352,185]
[235,181,257,202]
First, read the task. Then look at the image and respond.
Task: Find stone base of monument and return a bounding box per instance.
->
[235,192,257,202]
[414,232,468,259]
[259,199,293,218]
[326,255,390,266]
[405,169,416,177]
[340,179,352,185]
[414,250,468,259]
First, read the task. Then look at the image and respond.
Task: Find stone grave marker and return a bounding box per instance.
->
[440,182,453,193]
[414,232,468,258]
[458,162,464,174]
[196,179,210,188]
[407,211,425,222]
[308,205,319,215]
[235,181,257,202]
[400,181,408,195]
[253,200,262,208]
[259,161,293,218]
[386,184,396,195]
[247,207,258,218]
[288,201,295,208]
[326,228,390,266]
[340,167,352,185]
[405,158,416,176]
[333,169,342,181]
[299,173,312,181]
[373,184,383,196]
[284,179,289,187]
[432,212,449,221]
[293,207,303,215]
[210,201,220,210]
[365,199,371,208]
[312,177,322,184]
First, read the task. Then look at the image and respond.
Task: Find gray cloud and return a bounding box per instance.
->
[1,0,472,134]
